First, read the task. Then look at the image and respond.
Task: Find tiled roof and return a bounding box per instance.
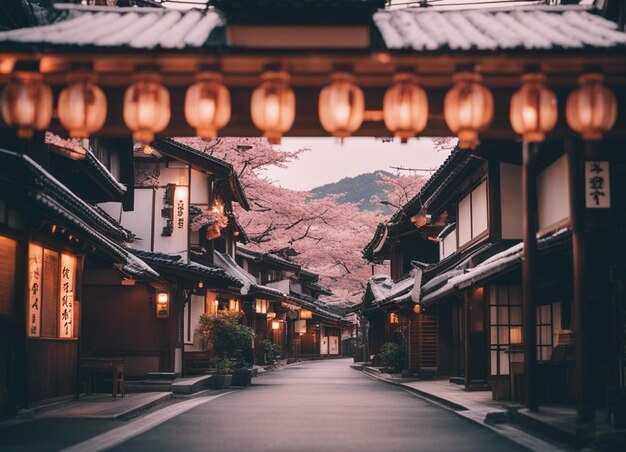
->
[2,5,624,54]
[46,132,127,201]
[362,274,415,313]
[131,249,242,286]
[362,223,387,259]
[214,250,285,298]
[0,149,158,280]
[156,138,250,211]
[374,7,626,52]
[0,7,224,50]
[421,229,572,305]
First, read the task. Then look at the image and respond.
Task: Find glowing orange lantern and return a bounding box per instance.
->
[510,73,557,143]
[185,71,231,140]
[383,72,428,143]
[123,71,170,145]
[58,73,107,138]
[319,72,364,139]
[444,72,493,149]
[1,71,52,138]
[250,71,295,144]
[566,73,617,141]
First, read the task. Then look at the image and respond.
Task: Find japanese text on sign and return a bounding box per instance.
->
[585,161,611,209]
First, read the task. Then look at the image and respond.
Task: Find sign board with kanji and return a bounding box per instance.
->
[585,161,611,209]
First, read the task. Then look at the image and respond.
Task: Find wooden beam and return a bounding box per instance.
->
[566,136,595,429]
[522,141,539,411]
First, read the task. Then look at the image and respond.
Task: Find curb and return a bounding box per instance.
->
[354,367,565,452]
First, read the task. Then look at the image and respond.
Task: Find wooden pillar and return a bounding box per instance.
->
[522,141,539,411]
[567,137,595,427]
[464,292,471,390]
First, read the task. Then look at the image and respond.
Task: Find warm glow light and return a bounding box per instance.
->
[319,72,364,139]
[256,299,269,314]
[295,319,307,334]
[1,71,53,138]
[185,71,231,140]
[299,309,313,320]
[123,71,170,145]
[228,299,240,312]
[58,73,107,138]
[389,312,399,324]
[444,71,493,149]
[383,72,428,143]
[566,73,617,141]
[250,70,295,144]
[510,73,557,143]
[510,326,523,345]
[267,312,276,320]
[156,291,170,318]
[271,320,281,330]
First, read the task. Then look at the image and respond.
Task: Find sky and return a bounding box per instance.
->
[262,137,453,191]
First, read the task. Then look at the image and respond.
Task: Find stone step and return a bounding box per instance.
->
[125,375,212,395]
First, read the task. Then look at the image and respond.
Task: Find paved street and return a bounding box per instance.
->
[109,359,524,452]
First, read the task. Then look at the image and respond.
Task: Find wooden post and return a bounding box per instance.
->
[522,141,539,411]
[567,137,595,428]
[464,292,471,390]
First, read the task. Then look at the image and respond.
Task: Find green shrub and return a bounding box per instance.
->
[198,311,255,364]
[214,357,235,375]
[260,339,281,365]
[379,342,405,373]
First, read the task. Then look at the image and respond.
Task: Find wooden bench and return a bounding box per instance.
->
[80,357,125,398]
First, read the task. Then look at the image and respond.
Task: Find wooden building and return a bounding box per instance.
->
[1,0,626,435]
[0,135,160,416]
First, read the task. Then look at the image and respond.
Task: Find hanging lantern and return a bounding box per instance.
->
[1,71,52,138]
[184,71,231,140]
[58,73,107,138]
[383,72,428,143]
[510,73,557,143]
[123,71,170,145]
[319,72,364,139]
[250,70,295,144]
[444,72,493,149]
[566,73,617,141]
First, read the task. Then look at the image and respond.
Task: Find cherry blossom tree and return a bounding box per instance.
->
[175,137,424,306]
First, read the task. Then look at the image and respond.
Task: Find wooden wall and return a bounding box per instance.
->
[82,284,171,375]
[27,339,77,405]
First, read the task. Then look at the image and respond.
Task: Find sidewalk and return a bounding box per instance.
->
[354,364,566,451]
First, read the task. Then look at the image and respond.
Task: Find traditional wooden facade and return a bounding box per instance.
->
[1,0,625,434]
[0,134,161,416]
[84,137,250,376]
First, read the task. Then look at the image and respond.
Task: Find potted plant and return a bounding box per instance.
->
[198,311,255,387]
[260,339,281,365]
[212,358,233,389]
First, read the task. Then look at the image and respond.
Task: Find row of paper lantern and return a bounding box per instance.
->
[0,67,617,146]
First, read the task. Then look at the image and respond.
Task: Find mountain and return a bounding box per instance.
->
[309,170,396,212]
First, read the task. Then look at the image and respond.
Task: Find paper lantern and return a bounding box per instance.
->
[250,71,295,144]
[300,309,313,320]
[510,73,557,143]
[123,72,170,145]
[58,73,107,138]
[1,71,52,138]
[156,292,169,318]
[566,73,617,141]
[256,299,269,314]
[271,320,280,330]
[444,72,493,149]
[185,71,231,140]
[319,72,364,139]
[383,72,428,142]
